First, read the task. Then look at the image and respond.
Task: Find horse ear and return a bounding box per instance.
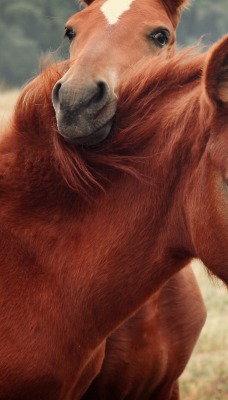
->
[204,35,228,107]
[163,0,188,8]
[162,0,188,27]
[162,0,189,13]
[83,0,94,5]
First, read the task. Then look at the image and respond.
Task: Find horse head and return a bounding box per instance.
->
[52,0,187,146]
[189,35,228,283]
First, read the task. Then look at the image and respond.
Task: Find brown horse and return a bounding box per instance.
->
[0,4,208,399]
[52,0,187,145]
[1,34,228,399]
[51,1,206,397]
[0,64,206,400]
[0,66,205,400]
[54,2,207,397]
[1,2,206,400]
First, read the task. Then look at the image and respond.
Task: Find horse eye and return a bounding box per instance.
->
[65,27,75,42]
[149,30,170,47]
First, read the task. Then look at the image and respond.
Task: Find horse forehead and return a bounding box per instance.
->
[69,0,174,34]
[97,0,174,31]
[100,0,135,25]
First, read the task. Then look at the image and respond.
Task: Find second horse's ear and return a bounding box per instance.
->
[203,34,228,107]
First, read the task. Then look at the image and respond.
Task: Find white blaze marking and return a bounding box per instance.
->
[101,0,135,25]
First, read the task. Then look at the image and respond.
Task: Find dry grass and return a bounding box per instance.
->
[0,89,20,127]
[0,92,227,399]
[180,261,228,400]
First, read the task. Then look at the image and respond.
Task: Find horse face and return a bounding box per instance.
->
[52,0,186,146]
[192,36,228,283]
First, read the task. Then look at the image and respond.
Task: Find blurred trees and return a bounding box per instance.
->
[0,0,227,87]
[177,0,228,46]
[0,0,80,86]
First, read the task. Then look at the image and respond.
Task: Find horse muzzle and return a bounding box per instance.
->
[52,78,117,146]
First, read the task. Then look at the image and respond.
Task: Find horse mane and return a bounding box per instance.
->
[13,61,68,136]
[53,48,207,198]
[10,48,208,200]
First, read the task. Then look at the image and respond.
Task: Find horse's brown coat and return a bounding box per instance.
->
[0,35,227,398]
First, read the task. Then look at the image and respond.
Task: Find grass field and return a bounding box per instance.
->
[0,91,227,399]
[0,89,20,126]
[180,262,227,399]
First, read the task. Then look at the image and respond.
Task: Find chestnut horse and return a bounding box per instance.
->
[52,1,206,397]
[1,34,228,399]
[54,1,208,397]
[1,1,207,400]
[53,0,188,145]
[0,66,205,400]
[0,63,206,400]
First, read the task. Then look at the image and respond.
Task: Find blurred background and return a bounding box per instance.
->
[0,1,227,399]
[0,0,228,88]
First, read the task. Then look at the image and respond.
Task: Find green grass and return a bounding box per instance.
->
[180,261,228,400]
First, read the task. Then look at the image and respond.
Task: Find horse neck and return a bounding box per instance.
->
[0,56,210,363]
[0,108,194,357]
[144,79,211,259]
[116,55,211,260]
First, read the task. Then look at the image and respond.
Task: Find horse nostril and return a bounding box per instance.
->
[85,80,109,113]
[95,81,108,103]
[52,81,62,108]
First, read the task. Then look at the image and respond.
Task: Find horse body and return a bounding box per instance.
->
[1,34,228,398]
[1,1,228,399]
[0,103,206,399]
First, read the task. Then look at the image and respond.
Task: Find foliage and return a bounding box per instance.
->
[177,0,228,46]
[0,0,81,86]
[0,0,227,86]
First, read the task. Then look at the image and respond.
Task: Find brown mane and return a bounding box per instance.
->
[9,50,208,202]
[42,51,207,198]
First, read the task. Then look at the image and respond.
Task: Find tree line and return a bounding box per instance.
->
[0,0,227,87]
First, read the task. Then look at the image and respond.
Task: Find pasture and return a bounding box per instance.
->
[0,91,227,399]
[0,89,20,126]
[180,262,227,400]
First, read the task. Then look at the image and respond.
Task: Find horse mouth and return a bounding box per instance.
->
[61,117,115,147]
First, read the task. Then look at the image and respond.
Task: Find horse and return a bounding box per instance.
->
[52,3,208,396]
[0,1,208,399]
[51,1,208,397]
[52,31,228,399]
[54,30,228,398]
[54,1,208,397]
[0,2,208,398]
[0,62,206,400]
[1,33,227,399]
